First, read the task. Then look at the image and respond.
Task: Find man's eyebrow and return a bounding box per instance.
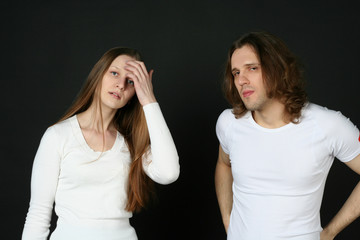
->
[231,63,260,72]
[244,63,260,67]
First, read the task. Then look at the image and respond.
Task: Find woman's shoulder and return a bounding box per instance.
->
[46,115,77,138]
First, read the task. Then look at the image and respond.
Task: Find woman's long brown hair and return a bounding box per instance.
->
[224,31,307,123]
[57,47,154,212]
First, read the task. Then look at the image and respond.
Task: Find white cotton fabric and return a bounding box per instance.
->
[22,102,180,240]
[216,103,360,240]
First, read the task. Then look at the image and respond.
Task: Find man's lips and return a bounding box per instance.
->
[242,90,254,98]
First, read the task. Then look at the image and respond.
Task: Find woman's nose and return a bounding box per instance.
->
[116,78,126,91]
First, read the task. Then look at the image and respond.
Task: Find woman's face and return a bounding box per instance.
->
[99,55,137,111]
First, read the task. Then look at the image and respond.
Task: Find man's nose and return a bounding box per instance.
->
[237,74,249,86]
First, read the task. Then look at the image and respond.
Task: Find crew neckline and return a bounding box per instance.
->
[245,111,295,132]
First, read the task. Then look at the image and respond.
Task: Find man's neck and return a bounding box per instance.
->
[252,100,289,129]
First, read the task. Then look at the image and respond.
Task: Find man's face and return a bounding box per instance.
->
[231,45,270,112]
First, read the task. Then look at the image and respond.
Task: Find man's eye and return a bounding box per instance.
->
[232,71,239,77]
[127,79,134,85]
[250,67,257,71]
[111,71,118,76]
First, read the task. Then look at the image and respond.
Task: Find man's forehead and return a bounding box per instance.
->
[231,47,259,64]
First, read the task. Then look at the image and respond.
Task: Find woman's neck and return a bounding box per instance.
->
[77,103,117,133]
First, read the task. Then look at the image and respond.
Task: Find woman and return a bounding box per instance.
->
[22,47,180,240]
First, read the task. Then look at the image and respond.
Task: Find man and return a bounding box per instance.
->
[215,31,360,240]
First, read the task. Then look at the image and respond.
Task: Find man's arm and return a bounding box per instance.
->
[215,144,233,233]
[321,153,360,240]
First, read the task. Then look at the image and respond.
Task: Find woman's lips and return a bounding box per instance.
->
[109,92,121,99]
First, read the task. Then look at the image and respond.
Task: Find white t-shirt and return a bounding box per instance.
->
[22,103,180,240]
[216,103,360,240]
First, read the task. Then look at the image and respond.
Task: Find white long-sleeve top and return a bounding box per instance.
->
[22,103,180,240]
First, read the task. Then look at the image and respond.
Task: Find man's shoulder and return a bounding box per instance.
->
[302,102,350,131]
[302,103,340,120]
[216,109,251,134]
[217,109,237,132]
[218,108,233,118]
[218,109,250,120]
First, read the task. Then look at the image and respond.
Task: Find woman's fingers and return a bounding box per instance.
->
[125,61,148,81]
[149,69,154,82]
[124,60,156,106]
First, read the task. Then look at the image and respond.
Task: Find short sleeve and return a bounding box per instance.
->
[216,109,234,154]
[315,106,360,162]
[330,111,360,162]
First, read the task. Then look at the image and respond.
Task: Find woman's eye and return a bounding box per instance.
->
[110,71,118,76]
[127,79,134,85]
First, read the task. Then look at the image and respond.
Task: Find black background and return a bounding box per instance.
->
[2,0,360,239]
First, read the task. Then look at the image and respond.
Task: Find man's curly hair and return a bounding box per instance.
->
[223,31,307,123]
